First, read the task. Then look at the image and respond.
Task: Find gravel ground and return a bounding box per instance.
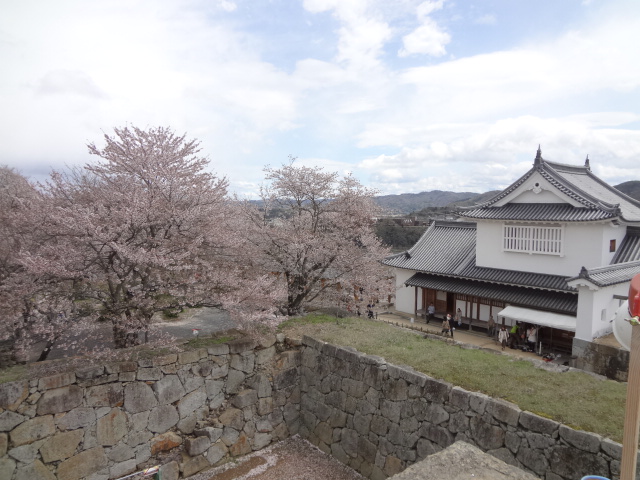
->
[185,436,365,480]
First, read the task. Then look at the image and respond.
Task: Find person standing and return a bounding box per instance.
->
[427,303,435,324]
[527,326,537,352]
[487,315,496,337]
[454,308,462,328]
[498,326,509,351]
[442,314,452,337]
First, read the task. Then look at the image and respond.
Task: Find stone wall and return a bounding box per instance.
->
[0,332,631,480]
[0,336,301,480]
[299,335,627,480]
[572,338,629,382]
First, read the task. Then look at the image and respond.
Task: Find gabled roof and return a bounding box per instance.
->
[382,220,574,293]
[568,261,640,288]
[460,148,640,223]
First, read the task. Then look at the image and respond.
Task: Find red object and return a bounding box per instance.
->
[629,274,640,317]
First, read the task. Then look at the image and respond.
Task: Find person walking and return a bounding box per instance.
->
[498,326,509,351]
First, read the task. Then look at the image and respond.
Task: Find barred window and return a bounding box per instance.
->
[503,224,563,255]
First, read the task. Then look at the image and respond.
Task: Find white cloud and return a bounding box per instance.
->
[399,0,450,57]
[474,14,497,25]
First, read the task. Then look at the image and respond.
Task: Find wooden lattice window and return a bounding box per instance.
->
[503,224,564,256]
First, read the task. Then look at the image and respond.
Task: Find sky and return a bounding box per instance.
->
[1,0,640,197]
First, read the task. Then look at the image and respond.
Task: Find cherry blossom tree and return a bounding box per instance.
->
[0,167,79,364]
[242,161,393,316]
[24,126,281,350]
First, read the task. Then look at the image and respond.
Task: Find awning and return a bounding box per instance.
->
[497,306,576,332]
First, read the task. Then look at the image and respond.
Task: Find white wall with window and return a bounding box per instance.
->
[476,221,616,276]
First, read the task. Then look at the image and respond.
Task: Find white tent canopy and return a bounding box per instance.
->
[497,306,576,332]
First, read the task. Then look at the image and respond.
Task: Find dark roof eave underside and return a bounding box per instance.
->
[405,273,577,315]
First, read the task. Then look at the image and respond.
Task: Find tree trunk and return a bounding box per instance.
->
[112,323,142,348]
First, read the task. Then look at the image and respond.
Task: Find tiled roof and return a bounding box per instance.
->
[382,221,476,274]
[405,273,577,314]
[612,227,640,264]
[461,203,613,222]
[459,151,640,223]
[382,220,573,293]
[568,261,640,287]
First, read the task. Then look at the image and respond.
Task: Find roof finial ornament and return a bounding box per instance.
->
[585,155,590,171]
[534,145,542,166]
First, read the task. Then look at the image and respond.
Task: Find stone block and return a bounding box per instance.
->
[253,432,272,450]
[558,425,602,453]
[178,348,207,365]
[256,346,276,365]
[56,447,108,480]
[273,367,298,390]
[232,389,258,409]
[230,352,255,373]
[8,440,45,463]
[228,337,256,354]
[178,388,207,418]
[601,437,622,460]
[423,377,451,404]
[153,353,178,366]
[39,429,83,462]
[56,407,96,430]
[207,443,228,465]
[151,432,182,455]
[449,387,470,410]
[0,457,16,480]
[186,436,211,456]
[10,415,55,447]
[230,433,251,456]
[195,427,223,442]
[515,447,549,477]
[548,445,610,479]
[85,383,124,407]
[219,408,244,430]
[148,404,179,433]
[379,399,401,424]
[258,397,274,416]
[0,433,6,456]
[124,382,157,414]
[153,375,186,405]
[36,385,83,415]
[76,366,105,380]
[487,398,521,427]
[470,416,505,450]
[518,411,559,435]
[468,391,489,414]
[384,455,403,477]
[107,442,135,462]
[0,381,29,410]
[38,373,75,391]
[276,351,301,370]
[14,459,56,480]
[136,367,163,381]
[159,461,180,480]
[227,369,245,394]
[0,410,26,432]
[109,459,137,479]
[207,344,230,356]
[96,408,128,446]
[205,378,224,398]
[106,361,137,374]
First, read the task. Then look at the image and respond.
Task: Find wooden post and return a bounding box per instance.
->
[621,325,640,479]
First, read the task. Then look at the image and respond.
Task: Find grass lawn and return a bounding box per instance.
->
[279,314,627,443]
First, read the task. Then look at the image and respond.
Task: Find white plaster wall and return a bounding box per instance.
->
[394,268,417,315]
[476,221,621,275]
[574,283,628,340]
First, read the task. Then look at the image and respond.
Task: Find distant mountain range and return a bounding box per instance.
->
[375,181,640,215]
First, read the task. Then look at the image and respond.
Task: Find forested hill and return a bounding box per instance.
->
[376,181,640,214]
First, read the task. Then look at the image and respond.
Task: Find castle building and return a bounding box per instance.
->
[383,147,640,354]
